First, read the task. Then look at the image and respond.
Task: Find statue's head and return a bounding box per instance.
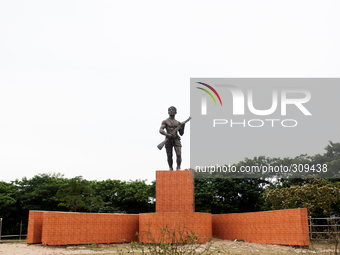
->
[168,106,177,116]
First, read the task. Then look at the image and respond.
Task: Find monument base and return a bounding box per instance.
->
[156,170,194,213]
[27,170,310,246]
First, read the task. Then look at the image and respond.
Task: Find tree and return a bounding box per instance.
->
[0,181,18,223]
[0,181,17,211]
[263,178,340,216]
[16,173,67,212]
[57,176,93,212]
[195,178,268,214]
[118,179,155,213]
[93,179,127,213]
[86,195,105,213]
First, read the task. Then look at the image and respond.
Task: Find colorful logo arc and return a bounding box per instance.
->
[196,82,223,106]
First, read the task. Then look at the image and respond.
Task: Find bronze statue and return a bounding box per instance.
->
[158,106,191,170]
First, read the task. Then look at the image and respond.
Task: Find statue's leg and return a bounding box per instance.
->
[174,146,182,170]
[166,145,173,170]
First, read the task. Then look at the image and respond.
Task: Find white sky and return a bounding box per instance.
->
[0,1,339,183]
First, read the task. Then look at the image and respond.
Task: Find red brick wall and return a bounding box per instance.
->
[213,208,309,246]
[27,211,45,244]
[139,212,212,243]
[27,211,139,245]
[156,170,194,213]
[27,170,310,247]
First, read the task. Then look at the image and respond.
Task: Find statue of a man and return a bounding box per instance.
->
[159,106,185,170]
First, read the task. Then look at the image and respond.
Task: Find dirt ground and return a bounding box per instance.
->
[0,239,336,255]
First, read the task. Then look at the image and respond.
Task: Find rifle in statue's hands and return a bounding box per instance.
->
[157,117,191,150]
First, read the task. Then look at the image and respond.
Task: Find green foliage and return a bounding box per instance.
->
[16,173,68,212]
[263,178,340,216]
[57,176,100,212]
[4,173,68,235]
[0,181,18,220]
[195,178,268,214]
[94,179,155,214]
[261,141,340,217]
[86,195,105,213]
[92,179,128,213]
[118,179,155,213]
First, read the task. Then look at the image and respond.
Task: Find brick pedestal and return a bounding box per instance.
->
[156,170,195,213]
[139,170,210,243]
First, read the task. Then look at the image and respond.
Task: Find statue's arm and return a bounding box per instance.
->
[159,121,168,137]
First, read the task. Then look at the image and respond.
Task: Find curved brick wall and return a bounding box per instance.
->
[139,212,212,243]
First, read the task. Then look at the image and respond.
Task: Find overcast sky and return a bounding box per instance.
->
[0,1,339,183]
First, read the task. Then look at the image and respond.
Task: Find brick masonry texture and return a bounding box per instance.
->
[27,211,44,244]
[28,211,139,245]
[139,212,212,243]
[212,208,310,246]
[156,170,194,213]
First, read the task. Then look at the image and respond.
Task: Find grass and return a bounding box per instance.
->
[0,238,27,244]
